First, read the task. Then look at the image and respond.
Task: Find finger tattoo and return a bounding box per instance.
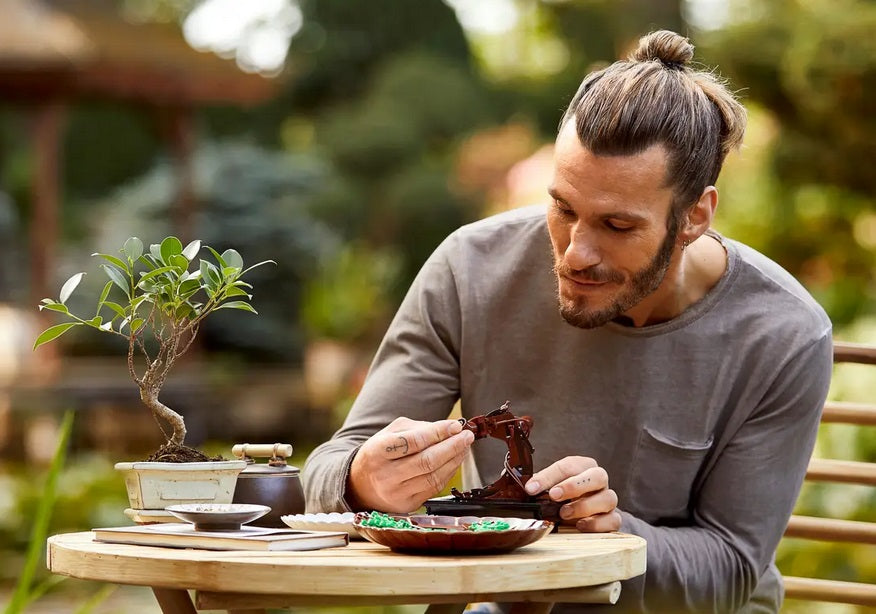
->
[386,436,410,455]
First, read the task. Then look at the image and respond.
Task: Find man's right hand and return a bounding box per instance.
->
[346,417,475,513]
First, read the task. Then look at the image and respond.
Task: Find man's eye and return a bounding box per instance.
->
[553,200,574,216]
[606,221,634,232]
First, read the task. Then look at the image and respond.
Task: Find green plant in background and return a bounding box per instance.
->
[32,236,273,460]
[301,243,401,344]
[4,410,73,614]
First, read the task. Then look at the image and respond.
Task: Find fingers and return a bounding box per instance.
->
[403,447,470,503]
[575,510,622,533]
[380,419,466,459]
[400,426,473,474]
[550,466,609,501]
[524,456,598,496]
[559,486,618,521]
[347,419,474,513]
[523,456,619,534]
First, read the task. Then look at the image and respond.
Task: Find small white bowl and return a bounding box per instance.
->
[281,512,361,539]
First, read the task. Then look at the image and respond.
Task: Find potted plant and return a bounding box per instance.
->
[33,236,273,514]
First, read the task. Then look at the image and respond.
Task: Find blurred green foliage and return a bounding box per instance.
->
[301,243,401,343]
[700,0,876,326]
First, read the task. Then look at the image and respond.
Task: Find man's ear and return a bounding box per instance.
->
[680,186,718,244]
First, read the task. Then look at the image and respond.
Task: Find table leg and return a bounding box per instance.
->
[152,588,197,614]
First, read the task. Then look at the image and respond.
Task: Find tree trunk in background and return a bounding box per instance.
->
[30,101,66,367]
[156,105,197,245]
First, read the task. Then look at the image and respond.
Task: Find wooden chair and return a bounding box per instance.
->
[781,340,876,608]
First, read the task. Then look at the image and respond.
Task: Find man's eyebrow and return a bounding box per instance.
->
[547,186,649,223]
[547,186,566,204]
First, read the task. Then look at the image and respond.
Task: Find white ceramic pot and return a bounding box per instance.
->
[114,460,247,510]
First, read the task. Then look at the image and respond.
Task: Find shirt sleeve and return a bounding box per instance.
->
[612,329,833,613]
[303,236,464,513]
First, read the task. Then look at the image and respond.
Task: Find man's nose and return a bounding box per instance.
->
[564,226,601,270]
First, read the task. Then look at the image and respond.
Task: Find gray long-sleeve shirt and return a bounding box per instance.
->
[304,204,833,613]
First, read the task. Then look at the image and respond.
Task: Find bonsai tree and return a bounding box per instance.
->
[33,236,273,462]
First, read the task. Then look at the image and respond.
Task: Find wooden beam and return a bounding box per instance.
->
[785,515,876,544]
[833,341,876,365]
[806,458,876,486]
[784,576,876,607]
[821,402,876,425]
[29,101,65,340]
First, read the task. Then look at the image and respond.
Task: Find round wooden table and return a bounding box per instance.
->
[47,530,646,614]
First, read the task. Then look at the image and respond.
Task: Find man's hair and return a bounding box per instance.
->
[560,30,747,218]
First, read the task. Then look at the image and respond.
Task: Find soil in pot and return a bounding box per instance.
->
[145,442,224,463]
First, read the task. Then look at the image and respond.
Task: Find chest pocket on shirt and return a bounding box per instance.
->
[626,426,713,524]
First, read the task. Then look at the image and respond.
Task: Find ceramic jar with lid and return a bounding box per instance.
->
[231,443,305,527]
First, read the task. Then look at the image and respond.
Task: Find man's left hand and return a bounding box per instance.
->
[524,456,621,532]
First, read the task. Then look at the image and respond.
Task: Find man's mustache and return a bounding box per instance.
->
[553,262,624,284]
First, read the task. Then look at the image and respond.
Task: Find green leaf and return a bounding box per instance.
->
[33,323,80,349]
[223,286,250,298]
[160,236,183,263]
[215,300,258,314]
[87,316,103,328]
[94,281,114,318]
[92,253,129,273]
[102,301,127,319]
[138,254,157,270]
[101,264,130,298]
[205,246,227,268]
[149,243,163,263]
[179,279,201,298]
[123,237,143,261]
[130,318,145,333]
[139,265,177,284]
[174,303,194,319]
[171,254,189,271]
[59,272,85,304]
[39,303,69,315]
[199,260,222,288]
[182,240,201,261]
[221,249,244,270]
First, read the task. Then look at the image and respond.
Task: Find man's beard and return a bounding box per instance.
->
[553,221,679,329]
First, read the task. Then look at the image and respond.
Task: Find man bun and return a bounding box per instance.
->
[632,30,694,67]
[561,28,746,215]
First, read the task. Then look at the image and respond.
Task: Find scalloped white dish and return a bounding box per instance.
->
[281,512,362,539]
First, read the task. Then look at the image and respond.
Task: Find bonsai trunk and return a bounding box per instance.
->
[140,388,186,446]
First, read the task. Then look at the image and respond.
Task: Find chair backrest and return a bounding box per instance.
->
[780,340,876,608]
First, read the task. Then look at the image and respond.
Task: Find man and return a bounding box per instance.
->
[304,30,833,613]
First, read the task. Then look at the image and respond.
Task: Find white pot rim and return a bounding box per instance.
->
[115,460,247,471]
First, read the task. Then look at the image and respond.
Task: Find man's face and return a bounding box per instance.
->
[547,122,679,329]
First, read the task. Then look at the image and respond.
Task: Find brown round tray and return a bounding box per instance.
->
[353,513,553,554]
